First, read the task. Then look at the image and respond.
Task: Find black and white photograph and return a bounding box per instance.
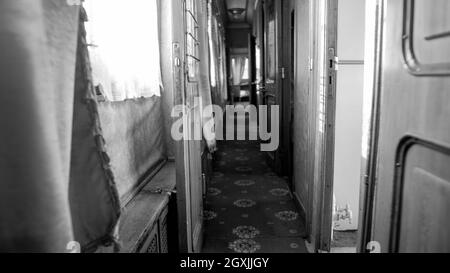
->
[0,0,449,264]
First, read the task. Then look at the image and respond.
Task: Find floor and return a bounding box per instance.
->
[331,231,358,248]
[202,137,308,253]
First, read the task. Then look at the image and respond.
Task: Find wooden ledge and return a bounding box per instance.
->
[118,162,176,253]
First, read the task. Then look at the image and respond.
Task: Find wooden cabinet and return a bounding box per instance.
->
[137,206,169,253]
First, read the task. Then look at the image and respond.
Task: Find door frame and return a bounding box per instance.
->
[281,0,297,182]
[263,0,283,173]
[358,0,384,253]
[249,34,257,106]
[174,0,204,253]
[315,0,338,252]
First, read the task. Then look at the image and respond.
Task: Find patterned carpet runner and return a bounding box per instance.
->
[202,139,308,253]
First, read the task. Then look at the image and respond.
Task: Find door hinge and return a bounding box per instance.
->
[281,67,286,79]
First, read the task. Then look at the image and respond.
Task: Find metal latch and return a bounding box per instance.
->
[334,56,339,71]
[147,187,177,196]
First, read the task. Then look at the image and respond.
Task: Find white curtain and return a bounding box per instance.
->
[208,10,218,88]
[231,56,247,86]
[208,1,229,106]
[85,0,162,101]
[199,0,216,151]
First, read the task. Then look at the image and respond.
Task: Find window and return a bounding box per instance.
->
[84,0,162,101]
[242,58,249,81]
[403,0,450,75]
[230,56,249,85]
[266,0,276,80]
[208,4,217,87]
[255,46,262,82]
[185,0,200,81]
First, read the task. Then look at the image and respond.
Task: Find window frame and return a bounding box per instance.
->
[185,0,200,82]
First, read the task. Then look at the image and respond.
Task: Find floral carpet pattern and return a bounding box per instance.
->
[202,139,307,253]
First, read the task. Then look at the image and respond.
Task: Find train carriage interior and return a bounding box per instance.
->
[1,0,450,254]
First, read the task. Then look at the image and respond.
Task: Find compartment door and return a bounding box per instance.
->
[365,0,450,253]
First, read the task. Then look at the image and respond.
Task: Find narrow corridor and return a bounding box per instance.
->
[202,137,308,253]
